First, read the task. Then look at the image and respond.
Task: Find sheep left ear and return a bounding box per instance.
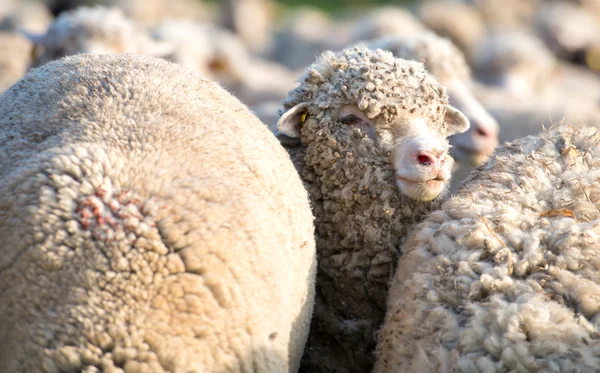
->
[276,103,309,138]
[444,104,470,136]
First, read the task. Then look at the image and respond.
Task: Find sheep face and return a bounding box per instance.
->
[367,33,499,167]
[277,48,470,202]
[446,80,499,166]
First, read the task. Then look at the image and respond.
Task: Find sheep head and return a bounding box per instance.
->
[368,32,499,166]
[277,47,469,202]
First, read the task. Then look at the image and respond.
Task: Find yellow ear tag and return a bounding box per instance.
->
[300,112,307,124]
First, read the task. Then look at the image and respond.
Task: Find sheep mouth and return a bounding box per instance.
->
[395,175,448,185]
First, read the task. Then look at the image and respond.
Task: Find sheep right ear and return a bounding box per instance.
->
[276,103,309,138]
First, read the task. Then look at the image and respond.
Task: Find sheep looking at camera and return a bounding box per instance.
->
[366,32,499,174]
[276,47,470,373]
[375,124,600,373]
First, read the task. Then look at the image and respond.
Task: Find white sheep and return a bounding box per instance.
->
[31,6,172,67]
[364,32,499,193]
[275,46,470,373]
[220,0,277,55]
[347,6,426,45]
[0,1,53,34]
[473,30,558,98]
[0,53,316,373]
[375,124,600,373]
[416,1,486,63]
[535,2,600,64]
[0,31,32,94]
[269,6,346,71]
[152,19,297,107]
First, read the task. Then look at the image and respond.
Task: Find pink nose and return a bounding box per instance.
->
[416,151,441,167]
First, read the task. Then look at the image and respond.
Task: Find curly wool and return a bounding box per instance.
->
[0,54,316,373]
[280,47,452,373]
[0,31,32,93]
[366,31,471,84]
[282,47,449,128]
[375,124,600,373]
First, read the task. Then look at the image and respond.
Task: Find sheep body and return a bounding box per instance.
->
[375,124,600,373]
[277,47,470,373]
[0,53,316,373]
[32,6,170,67]
[0,31,32,93]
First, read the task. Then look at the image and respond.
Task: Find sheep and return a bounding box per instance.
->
[364,32,499,192]
[416,1,486,63]
[275,47,470,373]
[473,30,558,98]
[269,6,345,71]
[220,0,277,55]
[374,124,600,373]
[30,6,172,67]
[0,31,33,94]
[535,2,600,65]
[45,0,213,27]
[0,53,316,373]
[0,1,53,34]
[152,19,297,107]
[347,6,427,45]
[468,0,541,31]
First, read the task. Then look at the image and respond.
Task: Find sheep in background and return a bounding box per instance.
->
[220,0,278,55]
[417,1,486,63]
[0,53,316,373]
[152,19,297,107]
[375,124,600,373]
[276,47,470,373]
[0,31,33,93]
[535,2,600,66]
[31,6,172,67]
[365,32,499,193]
[0,1,53,35]
[45,0,213,27]
[269,6,345,71]
[347,6,426,46]
[473,30,558,98]
[468,0,541,31]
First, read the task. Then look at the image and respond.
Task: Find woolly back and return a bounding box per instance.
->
[0,54,315,372]
[376,124,600,372]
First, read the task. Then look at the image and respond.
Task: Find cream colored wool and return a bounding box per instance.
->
[0,54,316,373]
[536,2,600,60]
[366,31,470,87]
[278,47,460,373]
[348,6,426,46]
[153,20,296,107]
[473,30,557,96]
[375,124,600,373]
[0,31,32,93]
[32,6,170,67]
[417,1,486,61]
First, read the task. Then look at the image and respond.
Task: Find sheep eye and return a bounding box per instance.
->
[340,114,363,125]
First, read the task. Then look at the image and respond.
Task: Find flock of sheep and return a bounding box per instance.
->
[0,0,599,372]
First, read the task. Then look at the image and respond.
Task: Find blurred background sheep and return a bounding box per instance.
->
[0,0,599,372]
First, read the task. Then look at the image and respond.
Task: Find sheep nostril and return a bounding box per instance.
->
[417,153,436,166]
[475,127,490,138]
